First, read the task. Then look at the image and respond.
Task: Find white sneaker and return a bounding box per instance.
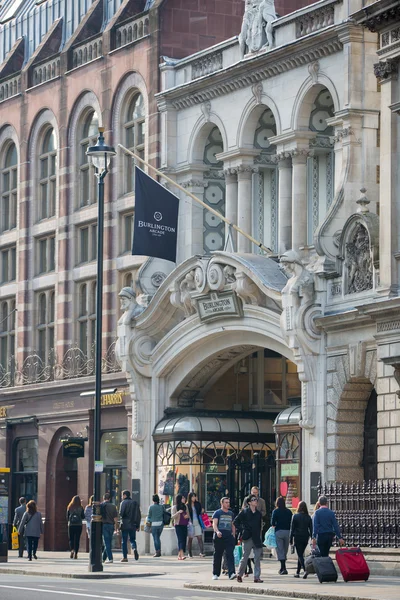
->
[212,575,219,580]
[105,559,113,563]
[229,573,237,580]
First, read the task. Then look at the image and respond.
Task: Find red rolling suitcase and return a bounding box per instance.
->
[335,547,370,582]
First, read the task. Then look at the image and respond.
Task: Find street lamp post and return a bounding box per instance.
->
[86,127,116,572]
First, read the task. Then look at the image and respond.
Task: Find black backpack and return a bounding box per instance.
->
[69,510,82,526]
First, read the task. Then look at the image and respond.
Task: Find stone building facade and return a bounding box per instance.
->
[115,0,400,555]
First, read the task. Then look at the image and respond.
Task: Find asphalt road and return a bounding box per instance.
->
[0,575,297,600]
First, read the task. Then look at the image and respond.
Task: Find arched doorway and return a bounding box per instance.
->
[363,389,377,481]
[46,428,78,550]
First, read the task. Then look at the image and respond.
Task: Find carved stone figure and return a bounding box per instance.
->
[118,287,146,325]
[346,223,372,294]
[179,270,197,316]
[280,250,314,307]
[239,0,276,58]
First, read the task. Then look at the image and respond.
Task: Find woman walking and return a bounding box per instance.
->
[66,495,85,559]
[271,496,293,575]
[84,495,94,539]
[146,494,165,557]
[18,500,43,561]
[289,501,312,578]
[171,494,189,560]
[187,492,205,557]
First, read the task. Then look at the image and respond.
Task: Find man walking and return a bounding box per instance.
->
[312,495,344,557]
[212,497,236,581]
[101,493,119,563]
[119,490,141,562]
[13,497,26,557]
[234,494,264,583]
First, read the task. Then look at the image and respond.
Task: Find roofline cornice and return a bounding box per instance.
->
[156,28,342,110]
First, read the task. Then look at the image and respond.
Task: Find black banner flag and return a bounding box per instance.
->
[132,167,179,263]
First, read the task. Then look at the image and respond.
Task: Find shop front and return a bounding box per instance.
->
[154,413,276,515]
[274,404,301,509]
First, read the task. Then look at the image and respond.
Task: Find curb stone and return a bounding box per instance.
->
[0,568,164,579]
[184,582,372,600]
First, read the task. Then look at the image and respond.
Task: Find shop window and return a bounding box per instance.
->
[100,430,128,506]
[277,432,300,509]
[14,438,38,503]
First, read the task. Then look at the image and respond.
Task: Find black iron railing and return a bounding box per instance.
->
[0,341,121,388]
[318,480,400,548]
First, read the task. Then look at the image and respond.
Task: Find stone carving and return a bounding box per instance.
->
[201,100,211,122]
[118,287,146,325]
[346,223,372,294]
[308,61,319,84]
[192,52,223,80]
[233,271,263,306]
[374,59,398,80]
[280,250,314,307]
[181,179,207,189]
[252,82,263,104]
[179,270,197,316]
[239,0,276,59]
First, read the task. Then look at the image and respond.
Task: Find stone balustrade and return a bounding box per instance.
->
[191,51,223,80]
[72,35,103,69]
[115,14,149,49]
[32,57,60,86]
[0,74,21,101]
[296,5,334,38]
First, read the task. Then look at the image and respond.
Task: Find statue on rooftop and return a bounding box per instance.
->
[239,0,276,58]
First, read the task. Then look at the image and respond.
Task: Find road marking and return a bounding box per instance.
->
[136,596,160,599]
[0,586,137,600]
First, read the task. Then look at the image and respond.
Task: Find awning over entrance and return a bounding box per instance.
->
[274,405,301,426]
[153,413,274,442]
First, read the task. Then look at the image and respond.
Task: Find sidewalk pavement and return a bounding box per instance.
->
[0,550,399,600]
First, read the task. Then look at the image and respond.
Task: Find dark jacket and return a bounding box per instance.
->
[233,507,263,547]
[119,498,141,531]
[312,507,342,539]
[101,501,118,525]
[290,512,312,544]
[271,507,292,531]
[187,500,203,528]
[13,504,26,528]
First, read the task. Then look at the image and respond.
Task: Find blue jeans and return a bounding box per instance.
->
[151,525,163,552]
[102,523,114,561]
[122,528,137,559]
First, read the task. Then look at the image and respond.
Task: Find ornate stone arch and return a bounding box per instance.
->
[237,93,282,149]
[326,347,377,482]
[68,90,102,151]
[187,113,227,165]
[291,74,340,131]
[0,124,20,164]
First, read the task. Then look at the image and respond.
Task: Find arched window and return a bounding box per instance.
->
[307,88,335,243]
[124,93,145,193]
[253,108,277,253]
[0,298,15,369]
[39,128,57,220]
[1,143,17,232]
[36,289,55,363]
[79,111,99,208]
[203,127,225,253]
[77,281,96,358]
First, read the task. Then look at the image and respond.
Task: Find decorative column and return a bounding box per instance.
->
[291,151,309,250]
[276,155,292,253]
[223,168,238,248]
[374,59,399,294]
[237,165,254,253]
